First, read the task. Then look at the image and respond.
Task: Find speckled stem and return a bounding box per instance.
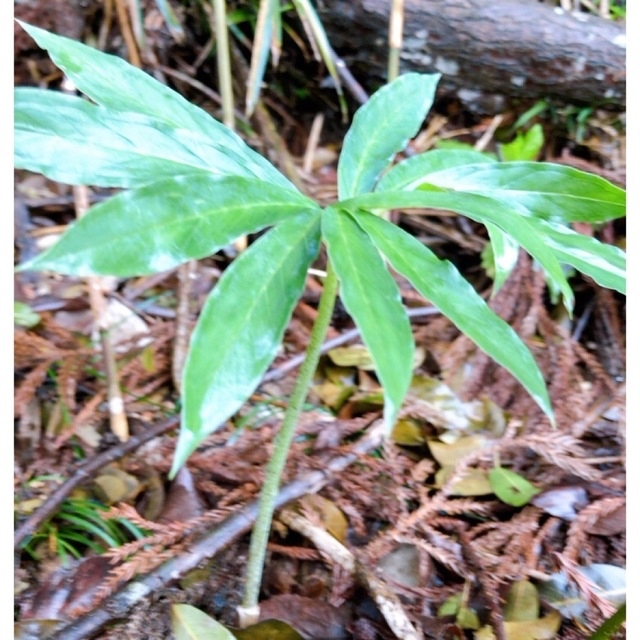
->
[238,262,339,625]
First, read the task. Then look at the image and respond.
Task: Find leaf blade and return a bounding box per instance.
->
[343,190,575,311]
[351,210,554,424]
[15,89,256,188]
[337,72,440,199]
[322,207,414,433]
[489,467,540,507]
[484,222,521,296]
[21,174,319,277]
[376,149,497,193]
[171,604,236,640]
[171,211,322,475]
[406,161,626,224]
[16,21,295,191]
[527,217,626,294]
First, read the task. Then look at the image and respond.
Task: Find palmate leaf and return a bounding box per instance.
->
[16,21,294,191]
[15,89,259,189]
[351,210,554,424]
[342,190,575,312]
[171,211,322,475]
[380,159,625,224]
[322,207,414,434]
[337,72,440,199]
[19,174,319,277]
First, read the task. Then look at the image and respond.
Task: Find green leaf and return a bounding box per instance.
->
[171,211,321,476]
[14,301,41,327]
[21,174,319,277]
[376,149,497,193]
[337,72,440,199]
[588,603,626,640]
[408,162,625,224]
[343,190,574,313]
[351,210,554,425]
[15,89,257,188]
[499,124,545,162]
[488,467,540,507]
[16,21,294,191]
[171,604,236,640]
[484,223,521,295]
[322,207,414,434]
[527,218,626,294]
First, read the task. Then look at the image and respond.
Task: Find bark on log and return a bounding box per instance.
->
[317,0,626,111]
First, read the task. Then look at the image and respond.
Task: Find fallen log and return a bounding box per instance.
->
[317,0,626,111]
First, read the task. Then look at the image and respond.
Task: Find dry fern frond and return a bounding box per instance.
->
[14,361,50,418]
[514,433,602,481]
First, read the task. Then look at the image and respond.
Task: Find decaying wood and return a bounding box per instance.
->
[317,0,626,111]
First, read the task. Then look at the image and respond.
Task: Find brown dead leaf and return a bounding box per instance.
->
[257,594,350,640]
[157,466,204,523]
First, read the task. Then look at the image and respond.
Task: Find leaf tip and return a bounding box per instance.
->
[169,428,197,480]
[15,258,38,274]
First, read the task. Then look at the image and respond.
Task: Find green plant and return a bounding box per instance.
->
[14,22,625,622]
[17,496,147,566]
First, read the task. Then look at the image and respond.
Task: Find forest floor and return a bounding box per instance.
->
[14,2,626,639]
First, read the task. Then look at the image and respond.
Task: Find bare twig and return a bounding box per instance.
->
[72,183,129,442]
[331,46,369,105]
[302,112,325,175]
[278,508,422,640]
[263,305,440,382]
[388,0,405,82]
[114,0,141,68]
[474,114,504,152]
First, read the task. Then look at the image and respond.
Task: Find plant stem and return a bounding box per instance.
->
[238,262,339,626]
[212,0,235,130]
[387,0,404,82]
